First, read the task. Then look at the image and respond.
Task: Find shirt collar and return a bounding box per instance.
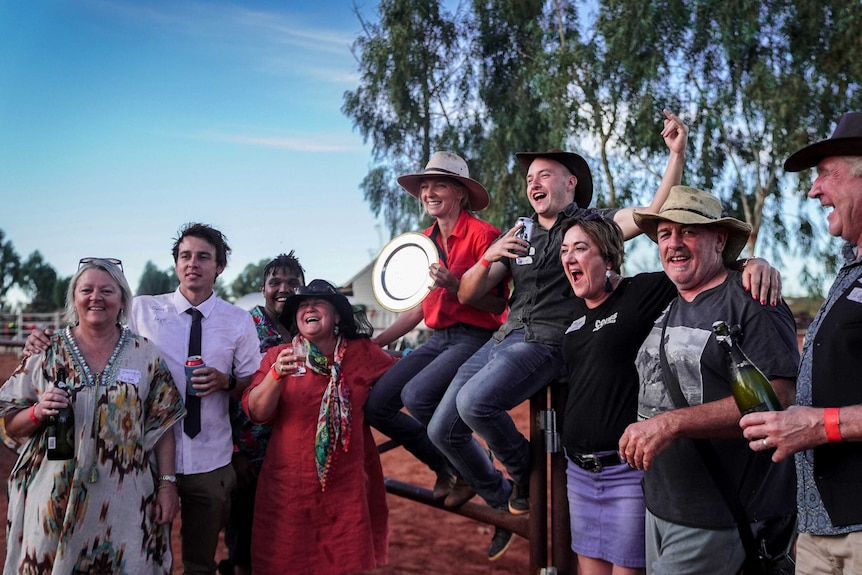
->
[171,287,217,318]
[842,243,862,265]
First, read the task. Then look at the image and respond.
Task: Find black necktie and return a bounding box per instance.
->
[184,308,202,438]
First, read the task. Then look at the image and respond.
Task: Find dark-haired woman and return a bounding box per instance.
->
[243,279,395,575]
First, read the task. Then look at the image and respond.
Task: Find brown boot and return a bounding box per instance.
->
[432,468,456,500]
[443,477,476,507]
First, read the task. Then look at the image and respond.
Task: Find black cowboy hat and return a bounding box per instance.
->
[279,279,356,334]
[785,112,862,172]
[515,148,593,208]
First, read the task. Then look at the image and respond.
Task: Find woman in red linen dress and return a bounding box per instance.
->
[242,279,396,575]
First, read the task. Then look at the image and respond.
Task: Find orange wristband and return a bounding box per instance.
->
[270,364,285,381]
[479,257,492,268]
[29,404,42,425]
[824,408,843,442]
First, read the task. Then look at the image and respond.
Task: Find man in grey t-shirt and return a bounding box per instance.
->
[620,185,799,574]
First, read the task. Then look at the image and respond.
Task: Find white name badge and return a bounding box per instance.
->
[848,287,862,304]
[566,316,587,333]
[118,369,141,384]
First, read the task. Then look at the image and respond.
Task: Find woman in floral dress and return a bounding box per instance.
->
[0,257,185,574]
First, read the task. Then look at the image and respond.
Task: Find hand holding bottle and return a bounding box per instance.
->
[713,321,783,416]
[47,367,75,460]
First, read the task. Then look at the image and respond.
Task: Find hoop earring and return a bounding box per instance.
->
[605,269,613,292]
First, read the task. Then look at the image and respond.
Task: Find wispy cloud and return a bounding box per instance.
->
[196,129,363,152]
[84,0,360,79]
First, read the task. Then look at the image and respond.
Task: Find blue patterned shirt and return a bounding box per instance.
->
[796,243,862,534]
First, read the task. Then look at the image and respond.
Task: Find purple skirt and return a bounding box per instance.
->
[566,453,646,568]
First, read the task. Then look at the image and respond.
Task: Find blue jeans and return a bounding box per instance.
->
[426,329,563,509]
[366,324,493,473]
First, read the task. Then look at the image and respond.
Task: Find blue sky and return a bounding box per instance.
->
[0,0,389,302]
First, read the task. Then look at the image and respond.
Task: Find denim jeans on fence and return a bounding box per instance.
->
[365,324,493,473]
[425,329,563,509]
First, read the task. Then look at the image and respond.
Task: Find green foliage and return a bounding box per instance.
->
[20,251,58,313]
[52,276,71,311]
[230,258,269,300]
[344,0,469,235]
[347,0,862,294]
[136,261,178,296]
[0,229,21,309]
[214,278,229,301]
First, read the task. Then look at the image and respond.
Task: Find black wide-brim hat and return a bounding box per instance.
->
[784,112,862,172]
[515,148,593,208]
[279,279,355,333]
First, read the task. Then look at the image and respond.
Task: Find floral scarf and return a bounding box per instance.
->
[299,335,350,490]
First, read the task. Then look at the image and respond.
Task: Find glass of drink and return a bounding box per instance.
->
[292,340,309,377]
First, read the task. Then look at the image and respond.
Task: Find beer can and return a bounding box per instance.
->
[515,217,534,265]
[185,355,205,397]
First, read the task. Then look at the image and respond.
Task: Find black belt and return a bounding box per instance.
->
[569,451,625,473]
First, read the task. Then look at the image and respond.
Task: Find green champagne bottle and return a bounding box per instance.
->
[712,321,783,415]
[46,367,75,460]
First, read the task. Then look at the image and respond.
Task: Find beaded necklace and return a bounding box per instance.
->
[60,325,129,483]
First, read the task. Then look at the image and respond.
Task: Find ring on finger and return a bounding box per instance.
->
[762,438,769,448]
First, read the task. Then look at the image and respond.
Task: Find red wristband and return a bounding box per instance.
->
[29,404,42,425]
[824,408,843,442]
[270,364,285,381]
[479,257,492,268]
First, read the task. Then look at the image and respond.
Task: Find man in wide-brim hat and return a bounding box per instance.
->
[739,111,862,572]
[633,184,752,266]
[619,183,799,574]
[433,110,690,559]
[515,147,594,210]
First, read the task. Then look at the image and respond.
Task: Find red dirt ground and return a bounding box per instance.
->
[0,352,530,573]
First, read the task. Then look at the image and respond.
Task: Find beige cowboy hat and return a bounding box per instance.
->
[784,111,862,172]
[515,148,593,208]
[397,151,490,211]
[633,185,752,264]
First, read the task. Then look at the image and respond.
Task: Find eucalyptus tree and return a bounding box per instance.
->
[345,0,861,295]
[0,229,21,310]
[591,0,862,293]
[19,251,58,313]
[461,0,550,226]
[136,261,177,296]
[343,0,470,236]
[230,259,267,300]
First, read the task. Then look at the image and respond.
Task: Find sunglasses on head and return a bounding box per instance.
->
[78,257,123,272]
[583,209,605,222]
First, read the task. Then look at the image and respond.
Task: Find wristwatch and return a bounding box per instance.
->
[158,474,177,483]
[226,375,237,391]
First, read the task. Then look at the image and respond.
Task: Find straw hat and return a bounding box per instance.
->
[515,148,593,208]
[633,185,752,264]
[785,112,862,172]
[397,151,490,211]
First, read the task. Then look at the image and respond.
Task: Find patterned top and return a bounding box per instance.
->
[228,305,280,468]
[795,243,862,534]
[0,328,186,574]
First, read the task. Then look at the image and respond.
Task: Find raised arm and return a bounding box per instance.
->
[615,109,688,239]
